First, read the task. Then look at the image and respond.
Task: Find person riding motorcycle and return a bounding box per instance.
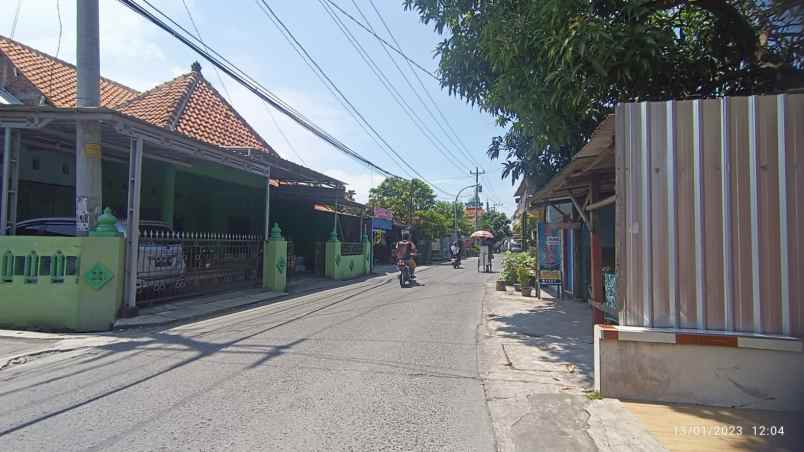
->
[449,238,463,267]
[395,231,417,279]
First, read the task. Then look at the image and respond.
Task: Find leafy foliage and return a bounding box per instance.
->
[479,210,511,241]
[405,0,803,189]
[368,178,436,225]
[501,251,536,285]
[415,209,451,239]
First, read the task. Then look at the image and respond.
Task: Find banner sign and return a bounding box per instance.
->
[537,222,562,286]
[373,207,393,221]
[371,218,393,231]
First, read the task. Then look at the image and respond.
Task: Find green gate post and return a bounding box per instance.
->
[263,223,287,292]
[325,229,340,279]
[80,208,125,331]
[362,233,371,275]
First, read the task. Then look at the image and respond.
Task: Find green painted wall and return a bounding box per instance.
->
[324,238,371,280]
[0,236,124,332]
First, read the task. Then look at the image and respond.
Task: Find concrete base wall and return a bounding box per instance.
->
[596,335,804,412]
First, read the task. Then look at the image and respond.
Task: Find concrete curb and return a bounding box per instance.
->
[112,268,435,331]
[112,292,289,330]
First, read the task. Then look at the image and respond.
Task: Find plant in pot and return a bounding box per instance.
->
[497,252,515,291]
[517,266,532,297]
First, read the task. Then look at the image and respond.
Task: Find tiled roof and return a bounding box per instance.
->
[115,73,195,129]
[0,36,271,152]
[118,68,269,151]
[0,35,140,108]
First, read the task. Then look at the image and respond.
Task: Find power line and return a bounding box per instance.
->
[322,0,439,82]
[348,0,473,174]
[9,0,22,38]
[178,0,309,167]
[253,0,411,179]
[117,0,399,179]
[179,0,232,102]
[47,0,62,100]
[319,0,467,176]
[264,104,308,166]
[255,0,453,196]
[366,0,484,170]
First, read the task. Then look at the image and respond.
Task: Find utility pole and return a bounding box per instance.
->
[76,0,102,234]
[470,167,485,231]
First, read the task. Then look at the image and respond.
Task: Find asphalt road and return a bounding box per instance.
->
[0,261,498,451]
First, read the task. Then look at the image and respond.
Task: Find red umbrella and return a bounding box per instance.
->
[470,230,494,239]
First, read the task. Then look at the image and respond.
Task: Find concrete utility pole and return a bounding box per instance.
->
[75,0,103,234]
[470,167,485,231]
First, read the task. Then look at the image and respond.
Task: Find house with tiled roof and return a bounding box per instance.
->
[0,36,272,154]
[0,35,371,317]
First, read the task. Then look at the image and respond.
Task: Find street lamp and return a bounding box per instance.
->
[453,183,479,239]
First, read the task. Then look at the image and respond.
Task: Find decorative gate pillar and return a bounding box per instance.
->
[263,223,287,292]
[362,233,371,274]
[325,229,340,279]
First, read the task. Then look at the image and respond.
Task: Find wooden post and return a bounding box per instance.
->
[590,180,605,324]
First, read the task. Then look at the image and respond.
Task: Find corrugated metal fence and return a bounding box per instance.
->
[615,94,803,337]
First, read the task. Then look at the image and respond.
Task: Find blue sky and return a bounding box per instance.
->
[2,0,517,214]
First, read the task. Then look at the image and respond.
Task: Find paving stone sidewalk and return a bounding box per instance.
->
[479,283,666,452]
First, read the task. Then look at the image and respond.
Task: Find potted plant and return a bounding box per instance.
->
[498,252,516,291]
[517,266,532,297]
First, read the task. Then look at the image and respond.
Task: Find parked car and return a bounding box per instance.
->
[12,217,186,289]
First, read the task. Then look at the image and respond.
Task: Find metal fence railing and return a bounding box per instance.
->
[136,231,263,305]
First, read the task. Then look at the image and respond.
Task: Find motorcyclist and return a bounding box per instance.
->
[450,237,463,267]
[395,230,417,279]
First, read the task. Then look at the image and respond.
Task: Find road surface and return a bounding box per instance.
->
[0,262,498,451]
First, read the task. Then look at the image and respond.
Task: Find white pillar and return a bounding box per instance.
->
[123,137,143,315]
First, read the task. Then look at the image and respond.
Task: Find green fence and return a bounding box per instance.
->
[0,236,124,332]
[325,236,371,280]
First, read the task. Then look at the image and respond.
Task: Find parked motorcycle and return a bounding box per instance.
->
[398,259,413,288]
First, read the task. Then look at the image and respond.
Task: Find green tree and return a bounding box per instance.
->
[432,200,472,236]
[368,178,436,224]
[405,0,802,188]
[415,209,451,240]
[480,210,512,241]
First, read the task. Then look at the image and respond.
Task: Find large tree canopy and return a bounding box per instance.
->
[368,178,436,224]
[405,0,802,187]
[480,210,512,241]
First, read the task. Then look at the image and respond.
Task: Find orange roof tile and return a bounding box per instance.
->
[0,36,271,153]
[0,35,139,108]
[116,73,195,128]
[117,67,270,151]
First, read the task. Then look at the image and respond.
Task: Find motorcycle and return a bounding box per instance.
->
[450,245,462,269]
[398,259,413,288]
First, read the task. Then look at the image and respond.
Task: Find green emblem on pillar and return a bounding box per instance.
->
[335,254,341,267]
[276,256,286,274]
[348,260,354,272]
[84,262,113,290]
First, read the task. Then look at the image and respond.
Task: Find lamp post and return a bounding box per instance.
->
[453,183,478,240]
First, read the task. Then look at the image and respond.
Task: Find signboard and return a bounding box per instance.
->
[371,218,392,231]
[537,222,562,286]
[373,207,393,221]
[539,270,562,285]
